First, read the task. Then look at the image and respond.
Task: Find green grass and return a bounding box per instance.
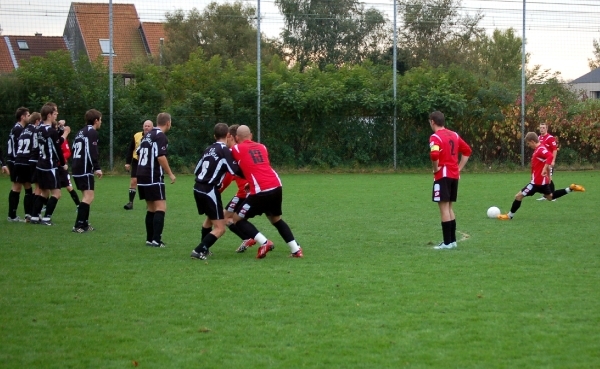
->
[1,171,599,368]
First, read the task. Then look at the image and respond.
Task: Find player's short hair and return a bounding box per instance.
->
[156,112,171,126]
[525,132,539,143]
[214,123,229,140]
[228,124,240,137]
[40,103,57,121]
[85,109,102,125]
[429,111,445,127]
[29,112,41,124]
[15,107,29,122]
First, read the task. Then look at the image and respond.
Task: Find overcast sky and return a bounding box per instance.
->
[0,0,599,80]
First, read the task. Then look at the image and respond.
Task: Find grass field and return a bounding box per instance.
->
[0,170,599,368]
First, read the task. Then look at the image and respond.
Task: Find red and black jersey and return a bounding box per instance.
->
[429,128,472,181]
[530,145,553,185]
[231,139,281,195]
[220,172,249,199]
[539,133,558,153]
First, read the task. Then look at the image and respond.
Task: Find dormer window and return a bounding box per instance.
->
[99,39,115,56]
[17,40,29,50]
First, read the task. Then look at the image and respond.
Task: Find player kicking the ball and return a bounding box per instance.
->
[498,132,584,220]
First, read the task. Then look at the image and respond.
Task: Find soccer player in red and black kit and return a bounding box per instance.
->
[136,112,176,247]
[71,109,103,233]
[30,103,67,225]
[536,122,559,199]
[189,123,242,260]
[230,125,303,259]
[498,132,585,220]
[429,111,472,250]
[6,107,30,222]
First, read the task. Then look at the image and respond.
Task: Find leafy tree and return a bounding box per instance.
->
[163,2,277,66]
[476,28,523,85]
[276,0,388,71]
[398,0,483,69]
[588,38,600,70]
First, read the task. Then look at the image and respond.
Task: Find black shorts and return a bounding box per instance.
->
[8,162,17,182]
[58,166,72,188]
[30,163,38,183]
[432,177,459,202]
[14,163,32,184]
[225,196,246,213]
[37,168,60,190]
[138,183,166,201]
[520,183,551,197]
[237,187,283,219]
[193,185,224,220]
[74,175,95,191]
[130,159,138,178]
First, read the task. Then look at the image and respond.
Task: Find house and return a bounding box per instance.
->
[139,22,167,62]
[0,34,68,73]
[569,68,600,99]
[63,2,151,76]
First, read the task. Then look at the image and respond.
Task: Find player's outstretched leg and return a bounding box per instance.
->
[271,219,303,257]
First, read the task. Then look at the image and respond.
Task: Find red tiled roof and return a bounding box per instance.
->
[71,2,147,74]
[140,22,167,57]
[0,38,14,74]
[7,35,68,65]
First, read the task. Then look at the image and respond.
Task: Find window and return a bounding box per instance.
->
[17,40,29,50]
[595,91,600,99]
[99,39,115,56]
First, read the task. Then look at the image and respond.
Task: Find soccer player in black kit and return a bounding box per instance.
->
[136,112,176,247]
[30,103,66,225]
[13,111,42,221]
[6,107,30,221]
[71,109,103,233]
[190,123,242,260]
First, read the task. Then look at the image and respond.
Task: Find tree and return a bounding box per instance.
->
[588,38,600,70]
[163,2,276,66]
[276,0,388,71]
[398,0,483,69]
[476,28,523,85]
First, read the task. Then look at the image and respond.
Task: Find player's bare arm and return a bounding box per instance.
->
[157,156,176,184]
[458,155,470,171]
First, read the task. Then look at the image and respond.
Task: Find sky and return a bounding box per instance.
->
[0,0,599,81]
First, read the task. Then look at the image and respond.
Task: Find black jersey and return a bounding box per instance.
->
[194,142,240,188]
[136,127,168,185]
[71,125,101,176]
[14,124,36,165]
[29,124,41,164]
[6,122,24,164]
[36,123,65,170]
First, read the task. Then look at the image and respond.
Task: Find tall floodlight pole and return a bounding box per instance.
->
[256,0,261,143]
[520,0,526,167]
[393,0,398,169]
[109,0,114,170]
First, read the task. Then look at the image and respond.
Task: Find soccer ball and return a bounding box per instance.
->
[487,206,501,219]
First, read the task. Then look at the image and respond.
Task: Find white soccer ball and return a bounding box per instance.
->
[487,206,501,219]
